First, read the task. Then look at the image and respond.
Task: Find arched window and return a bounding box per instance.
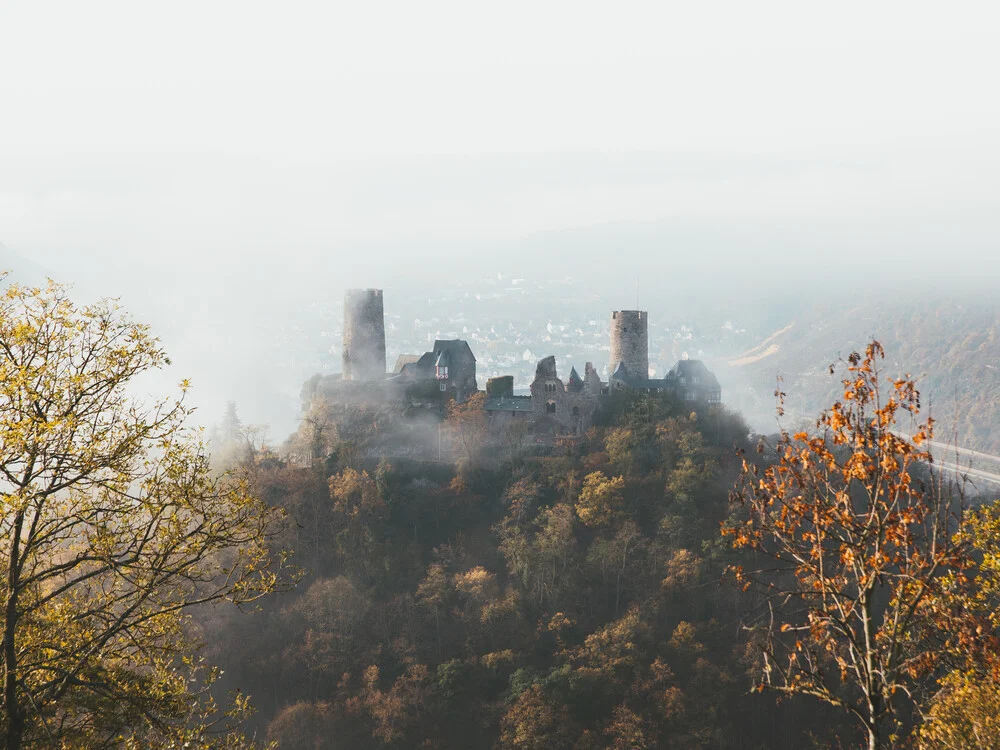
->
[571,406,580,418]
[546,401,556,414]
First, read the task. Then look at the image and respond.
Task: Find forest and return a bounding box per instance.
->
[2,282,1000,749]
[207,349,1000,749]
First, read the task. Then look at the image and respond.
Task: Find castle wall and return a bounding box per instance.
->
[609,310,648,379]
[529,357,599,435]
[343,289,386,381]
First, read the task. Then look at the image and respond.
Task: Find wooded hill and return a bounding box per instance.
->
[204,368,1000,749]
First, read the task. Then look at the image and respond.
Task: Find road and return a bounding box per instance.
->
[934,458,1000,488]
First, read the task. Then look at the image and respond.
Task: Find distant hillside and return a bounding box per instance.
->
[722,292,1000,455]
[0,243,49,285]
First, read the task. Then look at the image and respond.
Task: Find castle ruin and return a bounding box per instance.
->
[331,290,720,442]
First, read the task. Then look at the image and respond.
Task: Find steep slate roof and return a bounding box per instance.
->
[395,339,476,379]
[397,351,436,377]
[393,354,422,374]
[433,339,476,362]
[609,357,722,393]
[669,359,721,389]
[567,366,584,391]
[611,361,642,386]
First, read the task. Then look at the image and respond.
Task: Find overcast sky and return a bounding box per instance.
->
[2,1,999,433]
[2,1,999,272]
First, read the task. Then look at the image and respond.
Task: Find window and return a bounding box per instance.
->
[571,406,580,418]
[692,376,700,385]
[436,366,448,380]
[546,401,556,414]
[684,391,696,401]
[679,376,686,385]
[439,382,447,392]
[544,382,558,393]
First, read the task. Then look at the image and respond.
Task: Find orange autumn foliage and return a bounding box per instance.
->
[724,341,995,750]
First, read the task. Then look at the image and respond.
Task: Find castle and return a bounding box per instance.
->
[339,288,721,437]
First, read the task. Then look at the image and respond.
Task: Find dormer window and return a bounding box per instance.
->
[436,365,448,380]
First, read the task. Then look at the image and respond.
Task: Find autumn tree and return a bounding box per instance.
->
[287,396,338,468]
[726,341,986,750]
[328,468,388,583]
[498,504,578,609]
[586,521,645,616]
[445,391,488,466]
[604,427,637,478]
[351,664,430,745]
[575,472,626,528]
[417,561,453,659]
[0,280,287,749]
[919,670,1000,749]
[266,701,337,750]
[918,498,1000,748]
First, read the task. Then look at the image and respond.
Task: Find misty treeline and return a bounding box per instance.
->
[4,279,1000,749]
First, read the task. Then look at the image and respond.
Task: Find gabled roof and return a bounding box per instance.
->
[611,361,640,385]
[433,339,476,362]
[669,359,721,389]
[396,340,476,379]
[393,354,421,374]
[396,351,435,378]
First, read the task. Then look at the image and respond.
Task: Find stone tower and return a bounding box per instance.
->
[342,289,386,381]
[609,310,649,380]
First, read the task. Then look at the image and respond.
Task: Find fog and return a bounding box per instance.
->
[3,0,1000,438]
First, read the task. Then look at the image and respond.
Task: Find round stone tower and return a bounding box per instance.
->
[342,289,386,381]
[609,310,649,380]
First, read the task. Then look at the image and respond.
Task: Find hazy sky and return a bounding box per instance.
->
[2,1,999,434]
[3,1,999,272]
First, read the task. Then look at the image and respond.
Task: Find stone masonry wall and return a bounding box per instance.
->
[343,289,386,381]
[609,310,648,379]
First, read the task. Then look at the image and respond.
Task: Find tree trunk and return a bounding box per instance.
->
[4,511,25,750]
